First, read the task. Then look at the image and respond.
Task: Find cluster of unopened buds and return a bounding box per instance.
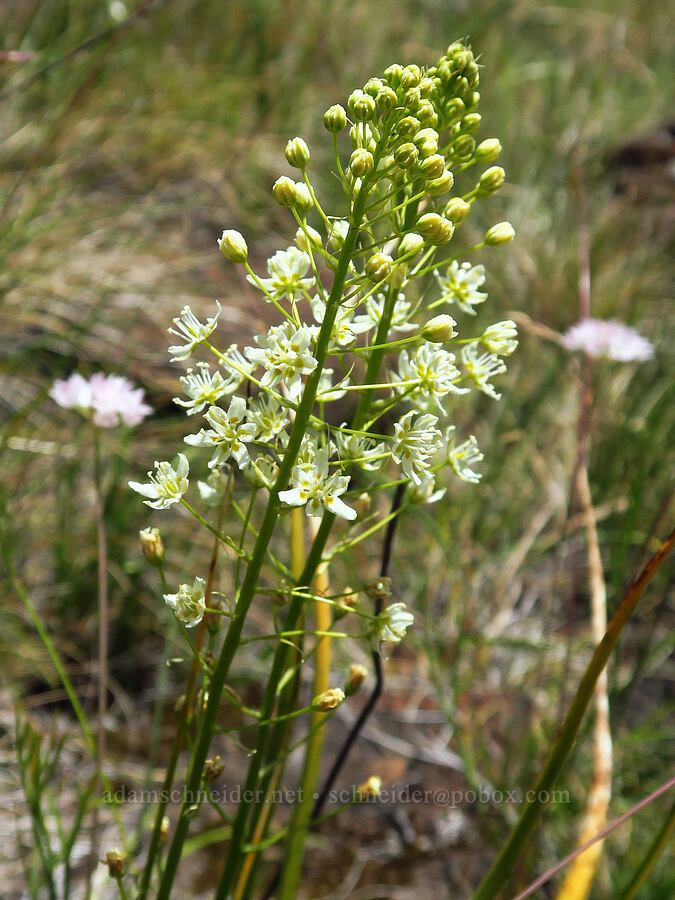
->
[130,41,517,648]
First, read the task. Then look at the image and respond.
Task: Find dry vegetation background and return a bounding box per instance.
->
[1,0,673,897]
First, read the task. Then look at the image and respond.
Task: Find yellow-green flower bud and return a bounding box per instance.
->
[422,313,458,342]
[469,90,481,109]
[356,775,382,800]
[365,252,393,283]
[313,687,345,711]
[383,63,404,87]
[295,224,322,252]
[328,219,350,250]
[461,112,482,134]
[427,169,454,195]
[396,115,420,138]
[376,86,398,111]
[139,527,164,566]
[444,197,471,223]
[293,181,314,215]
[465,60,480,89]
[363,77,383,97]
[453,48,473,73]
[444,97,465,123]
[349,148,374,177]
[389,262,408,289]
[477,165,505,196]
[400,64,421,89]
[475,138,502,163]
[324,104,347,133]
[285,136,310,169]
[417,153,445,180]
[452,134,475,159]
[272,175,296,207]
[218,229,248,263]
[484,221,515,245]
[414,127,439,157]
[418,76,435,97]
[394,141,419,169]
[348,89,376,121]
[103,848,126,879]
[403,86,421,110]
[417,213,454,245]
[415,99,438,127]
[398,232,424,257]
[345,663,368,696]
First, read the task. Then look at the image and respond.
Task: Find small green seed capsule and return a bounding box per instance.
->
[416,213,454,245]
[272,176,296,207]
[443,197,471,223]
[394,141,419,169]
[348,89,376,121]
[324,104,347,133]
[427,169,454,195]
[477,165,505,196]
[484,221,515,245]
[285,136,310,168]
[475,138,502,163]
[365,252,394,283]
[349,148,374,176]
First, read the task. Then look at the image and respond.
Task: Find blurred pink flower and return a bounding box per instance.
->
[50,372,152,427]
[561,318,653,362]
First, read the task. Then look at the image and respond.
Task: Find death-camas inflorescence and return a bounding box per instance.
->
[130,41,517,636]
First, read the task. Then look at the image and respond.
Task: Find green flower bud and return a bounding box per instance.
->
[443,197,471,223]
[363,77,384,97]
[475,138,502,163]
[417,153,446,180]
[394,141,419,169]
[324,104,347,133]
[103,848,126,879]
[477,165,505,196]
[328,219,350,250]
[349,148,374,177]
[396,115,420,138]
[365,252,393,283]
[383,63,404,87]
[400,64,422,89]
[418,77,436,98]
[452,134,475,159]
[313,687,345,711]
[345,663,368,696]
[389,262,408,289]
[427,169,454,195]
[272,175,296,207]
[414,127,439,157]
[398,232,424,257]
[484,221,515,245]
[403,86,421,109]
[139,527,164,565]
[465,60,480,89]
[217,229,248,263]
[416,213,454,245]
[422,313,458,342]
[444,97,465,123]
[348,89,376,121]
[453,49,473,73]
[467,90,481,111]
[376,86,398,111]
[293,181,314,215]
[415,99,438,127]
[285,136,310,168]
[461,112,482,134]
[295,224,322,252]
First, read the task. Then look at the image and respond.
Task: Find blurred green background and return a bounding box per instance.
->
[1,0,673,897]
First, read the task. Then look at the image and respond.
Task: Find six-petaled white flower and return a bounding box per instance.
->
[392,342,468,411]
[245,323,318,402]
[435,261,487,315]
[168,303,221,361]
[248,246,315,301]
[185,396,258,469]
[164,576,206,628]
[309,295,374,349]
[129,453,189,509]
[336,428,387,471]
[279,447,356,520]
[246,394,290,443]
[174,362,237,415]
[461,342,507,400]
[391,411,442,485]
[369,602,415,651]
[448,433,484,483]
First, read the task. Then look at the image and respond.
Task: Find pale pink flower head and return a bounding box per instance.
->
[561,318,654,363]
[50,372,152,428]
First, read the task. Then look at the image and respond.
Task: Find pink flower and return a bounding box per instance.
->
[561,319,653,362]
[50,372,152,428]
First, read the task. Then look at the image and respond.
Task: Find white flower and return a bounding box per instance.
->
[245,322,318,402]
[247,246,315,301]
[184,396,258,469]
[408,471,446,504]
[197,470,230,507]
[392,342,468,411]
[461,343,507,400]
[174,362,237,415]
[391,411,442,485]
[435,261,487,315]
[129,453,189,509]
[482,320,518,356]
[50,372,152,427]
[168,303,221,361]
[279,447,356,520]
[327,219,350,251]
[365,292,417,334]
[309,295,374,348]
[369,602,414,651]
[317,368,350,401]
[218,344,256,389]
[336,427,387,471]
[246,394,289,442]
[561,318,653,362]
[448,434,484,483]
[164,576,206,628]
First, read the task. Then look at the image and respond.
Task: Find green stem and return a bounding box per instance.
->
[619,794,675,900]
[471,528,674,900]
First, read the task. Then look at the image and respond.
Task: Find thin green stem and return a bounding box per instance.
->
[618,793,675,900]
